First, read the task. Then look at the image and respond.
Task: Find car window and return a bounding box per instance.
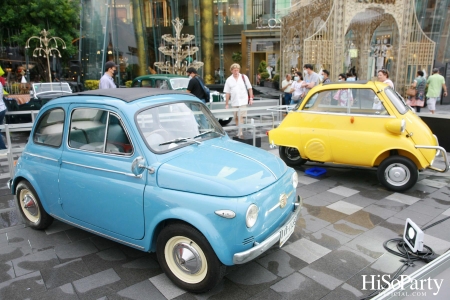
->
[301,88,388,115]
[140,80,153,88]
[69,108,132,155]
[137,101,224,153]
[155,79,169,89]
[170,78,190,90]
[385,87,408,115]
[33,108,65,147]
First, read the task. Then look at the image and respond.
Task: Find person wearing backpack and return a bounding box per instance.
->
[187,67,210,103]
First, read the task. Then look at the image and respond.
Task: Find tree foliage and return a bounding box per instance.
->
[1,0,80,59]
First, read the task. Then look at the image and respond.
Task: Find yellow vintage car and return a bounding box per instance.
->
[268,81,449,192]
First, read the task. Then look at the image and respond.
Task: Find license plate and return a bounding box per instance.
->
[279,216,297,247]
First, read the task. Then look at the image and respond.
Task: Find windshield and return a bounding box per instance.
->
[32,83,72,94]
[136,101,225,152]
[385,87,408,115]
[170,78,190,90]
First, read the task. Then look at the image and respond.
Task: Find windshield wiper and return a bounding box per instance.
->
[159,130,221,146]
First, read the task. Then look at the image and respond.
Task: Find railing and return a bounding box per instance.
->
[0,97,289,178]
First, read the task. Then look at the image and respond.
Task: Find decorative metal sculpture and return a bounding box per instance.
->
[154,18,204,75]
[25,29,66,82]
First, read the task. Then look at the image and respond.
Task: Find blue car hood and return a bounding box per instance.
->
[157,139,287,197]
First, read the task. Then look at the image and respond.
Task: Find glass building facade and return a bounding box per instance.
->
[75,0,449,85]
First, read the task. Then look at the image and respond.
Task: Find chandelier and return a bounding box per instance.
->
[154,18,204,75]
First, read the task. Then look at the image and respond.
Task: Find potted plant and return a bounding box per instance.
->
[272,74,280,90]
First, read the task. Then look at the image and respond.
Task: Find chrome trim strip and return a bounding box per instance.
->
[62,160,142,178]
[298,110,395,118]
[233,208,301,264]
[415,145,449,172]
[50,213,145,250]
[212,145,278,179]
[24,152,59,162]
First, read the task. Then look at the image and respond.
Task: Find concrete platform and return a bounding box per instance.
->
[1,130,450,299]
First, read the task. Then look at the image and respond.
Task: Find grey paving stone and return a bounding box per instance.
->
[301,178,339,193]
[0,244,32,263]
[7,226,71,251]
[0,233,7,247]
[31,283,79,300]
[355,187,393,201]
[297,214,331,233]
[0,271,46,299]
[393,208,437,226]
[0,209,22,229]
[114,254,163,287]
[345,232,387,259]
[300,266,344,290]
[65,228,95,243]
[320,283,363,300]
[89,236,117,251]
[302,197,331,208]
[257,249,308,278]
[283,238,331,264]
[40,258,91,289]
[300,245,375,284]
[0,195,16,210]
[82,247,129,274]
[343,194,377,208]
[363,204,398,220]
[173,278,250,300]
[73,268,126,300]
[226,261,280,296]
[327,186,360,197]
[373,198,409,212]
[303,191,346,204]
[55,239,99,262]
[376,217,405,237]
[270,272,330,300]
[369,252,405,274]
[327,200,363,215]
[0,261,15,282]
[45,220,74,235]
[12,248,60,277]
[345,210,385,229]
[248,287,283,300]
[296,186,319,199]
[406,201,446,218]
[326,220,368,239]
[112,279,166,300]
[420,197,450,210]
[427,187,450,202]
[149,273,186,300]
[422,234,450,255]
[302,204,348,223]
[305,227,352,251]
[385,193,421,205]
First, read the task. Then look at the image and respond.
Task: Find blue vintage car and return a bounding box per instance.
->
[8,88,301,293]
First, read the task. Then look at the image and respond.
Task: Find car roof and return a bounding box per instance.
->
[65,88,187,103]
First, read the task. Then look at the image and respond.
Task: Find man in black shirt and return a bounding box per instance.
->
[186,67,208,102]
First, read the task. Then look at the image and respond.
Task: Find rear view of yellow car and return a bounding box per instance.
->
[269,81,449,192]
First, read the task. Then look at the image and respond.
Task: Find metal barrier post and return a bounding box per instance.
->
[4,124,15,178]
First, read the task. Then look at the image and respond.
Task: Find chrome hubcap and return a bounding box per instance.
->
[285,148,300,161]
[22,195,38,216]
[172,242,202,274]
[385,164,410,186]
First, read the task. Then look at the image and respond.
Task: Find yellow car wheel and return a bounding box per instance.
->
[279,146,306,167]
[377,156,418,192]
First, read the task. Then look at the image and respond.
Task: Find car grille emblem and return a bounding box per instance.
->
[279,194,288,209]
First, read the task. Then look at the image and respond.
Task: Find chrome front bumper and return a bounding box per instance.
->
[233,195,302,265]
[415,145,449,172]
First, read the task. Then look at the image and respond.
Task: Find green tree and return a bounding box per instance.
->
[1,0,80,80]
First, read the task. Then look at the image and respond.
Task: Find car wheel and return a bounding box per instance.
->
[218,117,232,126]
[377,156,418,192]
[279,146,306,167]
[156,222,225,293]
[15,181,53,229]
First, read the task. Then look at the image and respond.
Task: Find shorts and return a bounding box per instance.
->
[427,97,437,110]
[233,105,247,119]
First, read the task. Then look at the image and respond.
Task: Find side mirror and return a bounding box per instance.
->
[131,156,146,176]
[385,119,405,135]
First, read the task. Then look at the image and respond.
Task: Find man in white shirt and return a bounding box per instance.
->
[224,63,254,138]
[99,61,118,89]
[281,74,293,105]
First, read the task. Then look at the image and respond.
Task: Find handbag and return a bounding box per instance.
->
[406,87,416,97]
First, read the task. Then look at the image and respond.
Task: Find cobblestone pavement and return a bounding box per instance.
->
[1,116,450,299]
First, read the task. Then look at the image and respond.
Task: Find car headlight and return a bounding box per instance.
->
[246,204,259,228]
[292,171,298,189]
